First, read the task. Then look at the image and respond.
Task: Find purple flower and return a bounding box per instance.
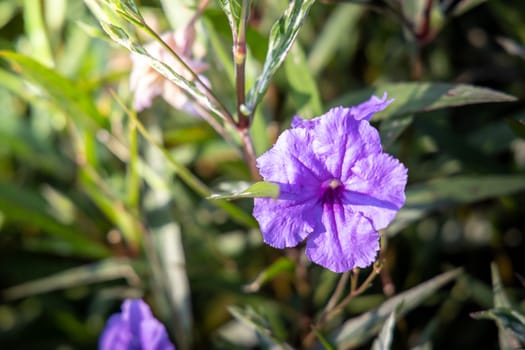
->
[99,299,175,350]
[253,93,407,273]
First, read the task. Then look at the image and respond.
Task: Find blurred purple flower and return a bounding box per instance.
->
[253,93,407,273]
[99,299,175,350]
[129,27,209,116]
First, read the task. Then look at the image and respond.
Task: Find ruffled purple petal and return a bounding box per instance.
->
[305,206,379,272]
[349,92,394,121]
[257,127,330,185]
[309,108,383,179]
[253,195,323,248]
[140,319,175,350]
[99,299,175,350]
[99,314,134,350]
[254,94,406,273]
[343,153,407,230]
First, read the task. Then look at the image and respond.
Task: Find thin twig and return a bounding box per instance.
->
[324,272,350,312]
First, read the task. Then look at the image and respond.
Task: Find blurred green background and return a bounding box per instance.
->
[0,0,524,349]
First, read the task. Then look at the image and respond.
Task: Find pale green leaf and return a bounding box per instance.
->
[217,0,242,36]
[372,311,397,350]
[208,181,280,200]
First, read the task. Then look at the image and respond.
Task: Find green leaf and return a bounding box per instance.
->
[388,176,525,236]
[507,118,525,139]
[333,83,517,121]
[228,306,295,350]
[379,115,414,149]
[470,263,525,349]
[316,269,461,349]
[217,0,242,37]
[307,3,363,76]
[0,51,105,129]
[23,0,54,67]
[0,180,110,259]
[208,181,280,200]
[2,258,140,300]
[246,0,316,114]
[372,310,397,350]
[243,257,295,293]
[285,43,323,118]
[471,308,525,344]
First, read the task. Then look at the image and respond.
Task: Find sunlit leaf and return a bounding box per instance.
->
[208,181,280,200]
[0,51,105,129]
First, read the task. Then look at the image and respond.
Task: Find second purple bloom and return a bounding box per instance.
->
[253,94,408,273]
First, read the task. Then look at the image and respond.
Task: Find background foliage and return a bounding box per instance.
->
[0,0,524,349]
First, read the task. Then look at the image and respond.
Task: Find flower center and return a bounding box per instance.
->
[321,178,344,204]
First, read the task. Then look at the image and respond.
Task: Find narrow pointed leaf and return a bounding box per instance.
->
[333,83,516,121]
[0,51,105,129]
[388,176,525,235]
[316,269,461,350]
[208,181,280,200]
[372,311,397,350]
[2,259,140,300]
[471,308,525,343]
[491,263,523,349]
[228,306,295,350]
[246,0,316,114]
[0,181,110,259]
[218,0,242,36]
